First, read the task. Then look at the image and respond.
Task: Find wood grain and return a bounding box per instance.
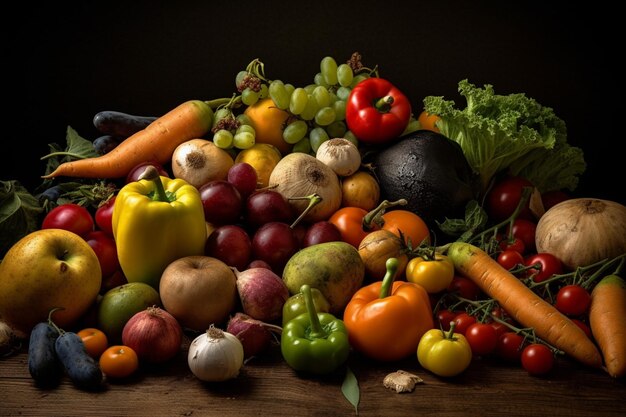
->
[1,340,625,417]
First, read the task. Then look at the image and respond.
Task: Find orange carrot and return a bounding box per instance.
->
[589,274,626,378]
[446,241,603,369]
[42,100,213,180]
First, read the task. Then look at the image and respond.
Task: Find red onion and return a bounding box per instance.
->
[121,306,183,363]
[234,267,289,322]
[226,312,282,358]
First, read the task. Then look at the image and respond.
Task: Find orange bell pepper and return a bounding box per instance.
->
[343,258,434,361]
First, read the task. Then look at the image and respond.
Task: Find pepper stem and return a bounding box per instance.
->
[139,165,169,202]
[445,321,459,341]
[375,95,394,113]
[378,258,399,299]
[362,199,407,230]
[301,284,327,339]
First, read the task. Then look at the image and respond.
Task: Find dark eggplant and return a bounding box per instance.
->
[93,134,123,155]
[371,130,479,229]
[28,321,62,387]
[93,111,157,138]
[55,331,103,390]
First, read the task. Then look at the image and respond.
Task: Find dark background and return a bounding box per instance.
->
[3,1,623,204]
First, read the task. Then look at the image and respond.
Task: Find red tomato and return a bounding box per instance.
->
[436,309,457,331]
[95,196,116,237]
[521,343,554,375]
[465,322,498,356]
[489,321,509,338]
[99,345,139,378]
[497,250,525,271]
[486,175,535,222]
[77,328,109,359]
[555,284,591,316]
[524,253,563,283]
[453,312,477,335]
[498,235,525,254]
[496,332,525,362]
[41,203,94,237]
[541,190,570,211]
[85,231,120,278]
[447,275,481,300]
[508,219,537,254]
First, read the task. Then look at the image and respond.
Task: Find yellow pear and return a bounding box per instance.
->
[0,228,102,334]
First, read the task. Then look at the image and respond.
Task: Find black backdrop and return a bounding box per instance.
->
[3,1,624,205]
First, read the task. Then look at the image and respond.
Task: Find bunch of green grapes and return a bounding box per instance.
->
[211,108,258,151]
[226,54,375,155]
[266,55,373,154]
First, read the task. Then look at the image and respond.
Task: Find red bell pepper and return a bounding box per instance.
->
[345,77,412,144]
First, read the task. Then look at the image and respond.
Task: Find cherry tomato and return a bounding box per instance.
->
[453,312,477,335]
[496,332,525,362]
[508,219,537,254]
[465,322,498,356]
[498,235,525,254]
[555,284,591,316]
[497,250,525,271]
[486,175,535,222]
[436,309,457,331]
[524,253,563,283]
[77,327,109,359]
[521,343,554,375]
[99,345,139,378]
[541,190,570,211]
[489,321,509,338]
[571,318,592,338]
[85,230,120,278]
[95,196,116,237]
[447,275,481,300]
[381,210,430,248]
[41,203,94,237]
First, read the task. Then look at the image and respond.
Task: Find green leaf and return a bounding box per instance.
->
[40,126,99,170]
[0,180,43,258]
[437,200,488,241]
[341,367,360,415]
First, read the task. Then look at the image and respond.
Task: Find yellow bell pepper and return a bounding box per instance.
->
[417,321,473,377]
[112,166,207,289]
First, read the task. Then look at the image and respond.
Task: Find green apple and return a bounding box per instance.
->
[0,228,102,335]
[97,282,161,344]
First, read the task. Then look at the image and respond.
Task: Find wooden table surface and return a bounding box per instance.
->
[1,335,624,417]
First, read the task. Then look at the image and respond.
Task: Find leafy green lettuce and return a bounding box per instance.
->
[423,79,586,193]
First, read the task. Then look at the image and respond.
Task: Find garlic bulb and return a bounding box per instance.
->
[315,138,361,177]
[187,325,244,382]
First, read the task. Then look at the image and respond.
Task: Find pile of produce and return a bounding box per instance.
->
[1,53,625,409]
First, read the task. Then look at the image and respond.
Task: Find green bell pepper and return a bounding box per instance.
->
[281,287,331,326]
[280,284,350,375]
[112,165,207,289]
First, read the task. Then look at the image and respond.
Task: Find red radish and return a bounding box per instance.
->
[226,312,282,358]
[234,267,289,322]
